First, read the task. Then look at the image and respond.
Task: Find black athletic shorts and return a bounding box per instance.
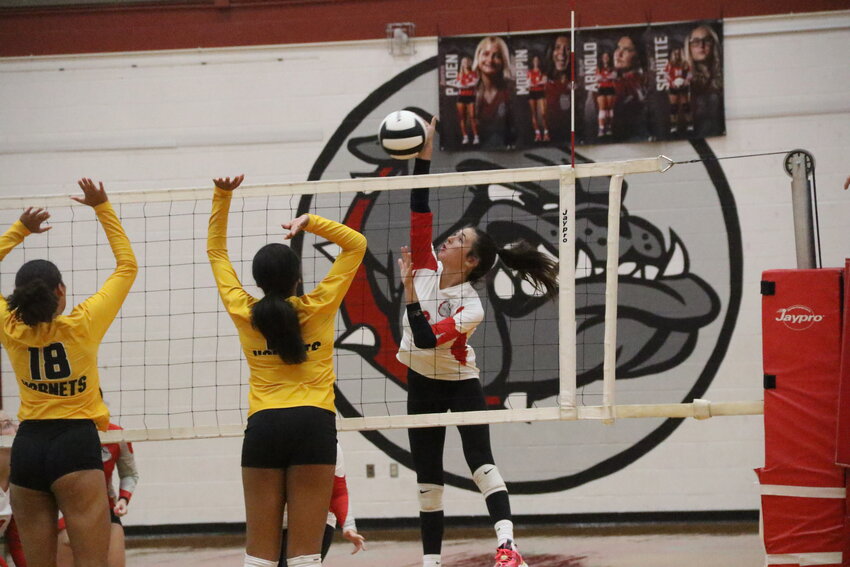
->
[11,419,103,493]
[669,86,689,95]
[528,90,545,100]
[458,94,475,104]
[242,406,336,469]
[598,86,616,96]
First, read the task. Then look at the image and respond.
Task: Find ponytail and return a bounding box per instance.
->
[495,241,558,299]
[251,294,306,365]
[6,259,63,326]
[250,243,306,365]
[468,229,558,300]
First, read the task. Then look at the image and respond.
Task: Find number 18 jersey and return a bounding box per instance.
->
[0,203,137,431]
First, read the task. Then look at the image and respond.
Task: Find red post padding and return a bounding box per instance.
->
[761,269,844,482]
[844,478,850,567]
[836,260,850,467]
[760,268,845,564]
[758,487,845,554]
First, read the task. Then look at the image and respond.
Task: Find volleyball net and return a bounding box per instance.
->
[0,155,762,443]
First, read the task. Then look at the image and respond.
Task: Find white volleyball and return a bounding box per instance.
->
[378,110,428,160]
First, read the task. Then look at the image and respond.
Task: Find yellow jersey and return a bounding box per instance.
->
[207,187,366,416]
[0,202,137,431]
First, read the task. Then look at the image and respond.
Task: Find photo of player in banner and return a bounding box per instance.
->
[438,35,519,151]
[577,29,651,143]
[440,33,580,151]
[440,22,723,150]
[577,21,725,144]
[510,32,576,149]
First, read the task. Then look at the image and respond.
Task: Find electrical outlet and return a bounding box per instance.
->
[366,464,375,478]
[390,463,398,477]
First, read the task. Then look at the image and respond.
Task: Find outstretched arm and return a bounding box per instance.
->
[410,117,438,270]
[207,175,252,315]
[298,214,366,311]
[0,207,49,265]
[399,245,438,349]
[0,207,53,325]
[73,179,138,341]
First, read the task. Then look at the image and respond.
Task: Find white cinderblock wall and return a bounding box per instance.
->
[0,11,848,526]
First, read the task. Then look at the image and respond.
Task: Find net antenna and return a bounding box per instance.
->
[0,155,763,445]
[570,5,576,168]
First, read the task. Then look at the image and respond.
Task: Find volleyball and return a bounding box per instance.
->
[378,110,428,160]
[672,77,686,89]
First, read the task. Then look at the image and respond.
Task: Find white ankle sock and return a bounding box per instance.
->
[495,519,514,547]
[288,554,322,566]
[423,553,442,567]
[243,554,278,567]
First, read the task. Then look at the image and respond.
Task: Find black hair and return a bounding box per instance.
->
[467,228,558,300]
[6,259,63,326]
[544,34,571,79]
[250,243,306,365]
[616,34,647,73]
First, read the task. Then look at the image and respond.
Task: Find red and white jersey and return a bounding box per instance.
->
[0,488,10,538]
[396,211,484,381]
[0,510,23,567]
[596,67,616,88]
[528,69,546,91]
[328,443,356,531]
[283,443,357,530]
[457,70,478,96]
[665,62,689,87]
[102,423,139,506]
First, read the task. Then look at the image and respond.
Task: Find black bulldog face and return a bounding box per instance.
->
[337,130,720,409]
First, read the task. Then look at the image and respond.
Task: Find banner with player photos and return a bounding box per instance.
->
[437,20,724,151]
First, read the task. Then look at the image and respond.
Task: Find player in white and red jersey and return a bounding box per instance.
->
[397,118,557,567]
[278,443,365,566]
[0,413,25,567]
[455,56,480,145]
[57,422,138,567]
[665,47,693,134]
[527,55,550,142]
[595,51,617,137]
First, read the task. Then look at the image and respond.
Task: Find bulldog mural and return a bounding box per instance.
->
[299,58,741,493]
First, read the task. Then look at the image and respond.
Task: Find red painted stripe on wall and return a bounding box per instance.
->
[0,0,847,57]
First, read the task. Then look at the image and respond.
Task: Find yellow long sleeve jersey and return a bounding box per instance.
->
[0,202,137,431]
[207,187,366,416]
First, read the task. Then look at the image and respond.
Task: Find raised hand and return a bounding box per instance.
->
[72,178,108,208]
[418,116,439,161]
[398,245,414,288]
[213,175,245,191]
[281,214,310,240]
[20,207,51,234]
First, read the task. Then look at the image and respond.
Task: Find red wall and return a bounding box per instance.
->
[0,0,847,57]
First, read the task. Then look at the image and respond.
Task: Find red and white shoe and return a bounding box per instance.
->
[493,541,528,567]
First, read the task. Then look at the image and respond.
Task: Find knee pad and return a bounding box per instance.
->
[670,103,679,114]
[472,464,507,498]
[682,103,691,113]
[417,483,444,512]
